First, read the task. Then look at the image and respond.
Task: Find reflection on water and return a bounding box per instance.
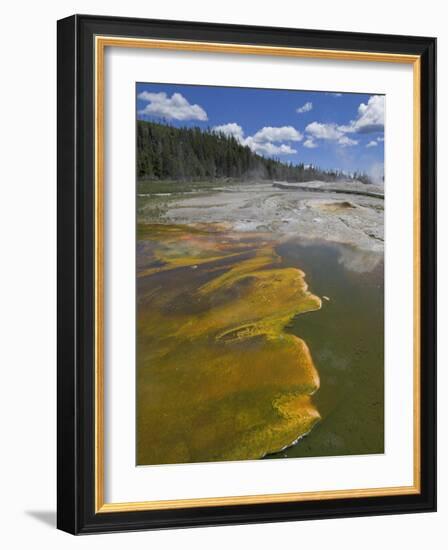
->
[268,239,384,459]
[337,246,382,273]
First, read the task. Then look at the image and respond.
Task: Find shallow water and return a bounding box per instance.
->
[269,239,384,459]
[136,224,384,465]
[136,225,323,465]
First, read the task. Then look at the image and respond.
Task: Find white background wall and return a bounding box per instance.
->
[0,1,444,547]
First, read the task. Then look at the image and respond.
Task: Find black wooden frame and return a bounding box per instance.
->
[57,14,436,534]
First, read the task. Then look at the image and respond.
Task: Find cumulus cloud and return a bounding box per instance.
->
[138,91,208,121]
[252,126,303,143]
[303,95,384,149]
[341,95,385,134]
[305,122,343,141]
[245,139,297,156]
[212,123,300,156]
[305,122,357,146]
[296,101,313,114]
[338,136,358,147]
[212,122,245,142]
[303,138,318,149]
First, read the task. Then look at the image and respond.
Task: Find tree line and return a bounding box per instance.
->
[137,120,372,184]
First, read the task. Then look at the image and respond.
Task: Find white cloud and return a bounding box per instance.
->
[338,136,358,147]
[341,95,385,134]
[305,122,357,146]
[303,138,318,149]
[252,126,303,143]
[212,124,300,156]
[138,91,208,121]
[377,136,384,142]
[305,122,344,141]
[245,139,297,156]
[305,123,357,146]
[303,95,384,149]
[212,123,245,142]
[296,101,313,114]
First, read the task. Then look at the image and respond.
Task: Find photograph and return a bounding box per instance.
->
[53,11,436,536]
[135,83,385,466]
[0,0,441,543]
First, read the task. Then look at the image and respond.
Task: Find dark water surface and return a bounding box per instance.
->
[268,239,384,459]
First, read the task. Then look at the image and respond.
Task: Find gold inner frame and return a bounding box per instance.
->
[94,36,421,513]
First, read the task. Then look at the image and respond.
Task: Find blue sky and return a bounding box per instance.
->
[136,83,384,178]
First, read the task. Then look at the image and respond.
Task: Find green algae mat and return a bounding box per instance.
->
[136,224,322,465]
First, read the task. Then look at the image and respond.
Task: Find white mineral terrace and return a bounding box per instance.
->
[143,180,385,253]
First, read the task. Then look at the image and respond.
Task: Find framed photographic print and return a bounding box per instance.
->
[57,14,436,534]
